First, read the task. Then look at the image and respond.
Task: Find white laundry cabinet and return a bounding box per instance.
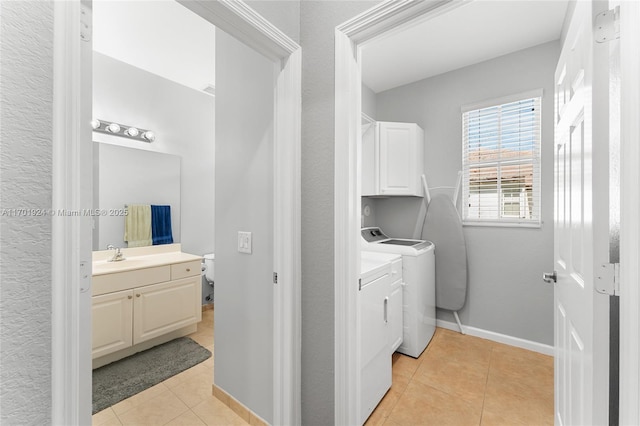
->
[359,252,404,425]
[362,121,424,197]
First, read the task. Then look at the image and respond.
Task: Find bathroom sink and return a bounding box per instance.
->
[92,257,155,274]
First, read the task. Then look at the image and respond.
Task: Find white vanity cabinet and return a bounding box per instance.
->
[92,289,134,359]
[362,121,424,197]
[91,253,202,367]
[133,275,201,344]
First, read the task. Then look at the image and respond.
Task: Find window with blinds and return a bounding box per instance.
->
[462,94,541,226]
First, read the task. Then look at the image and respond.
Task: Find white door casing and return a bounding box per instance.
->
[335,1,469,424]
[620,1,640,424]
[52,1,301,425]
[553,1,610,424]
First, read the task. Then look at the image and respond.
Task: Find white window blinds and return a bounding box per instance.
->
[462,95,541,226]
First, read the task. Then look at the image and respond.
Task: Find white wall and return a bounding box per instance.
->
[93,0,215,93]
[0,2,54,423]
[373,41,560,345]
[214,29,275,423]
[93,52,215,258]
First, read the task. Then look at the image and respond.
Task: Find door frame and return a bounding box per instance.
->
[51,1,301,425]
[335,0,640,424]
[334,1,463,423]
[619,1,640,423]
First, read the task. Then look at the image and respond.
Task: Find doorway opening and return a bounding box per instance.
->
[51,2,301,425]
[335,1,615,424]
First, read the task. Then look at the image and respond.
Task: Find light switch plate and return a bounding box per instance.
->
[238,231,252,254]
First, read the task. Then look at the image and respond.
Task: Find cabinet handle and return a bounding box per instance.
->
[384,297,389,323]
[136,294,141,298]
[186,268,191,272]
[128,295,132,300]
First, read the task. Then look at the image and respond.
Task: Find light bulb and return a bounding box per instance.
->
[125,127,139,137]
[91,119,101,130]
[142,131,155,142]
[107,123,121,133]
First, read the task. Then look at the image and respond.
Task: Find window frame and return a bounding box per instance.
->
[461,89,543,228]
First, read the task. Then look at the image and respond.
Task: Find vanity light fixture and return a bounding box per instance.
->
[91,119,155,143]
[142,131,156,142]
[106,123,121,133]
[124,127,139,137]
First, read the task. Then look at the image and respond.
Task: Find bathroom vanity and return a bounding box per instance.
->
[91,244,202,368]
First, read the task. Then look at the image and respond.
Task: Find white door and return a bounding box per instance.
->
[552,2,609,424]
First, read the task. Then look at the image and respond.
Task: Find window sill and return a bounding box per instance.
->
[462,220,542,229]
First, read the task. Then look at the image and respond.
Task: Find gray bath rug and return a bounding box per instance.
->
[92,337,211,414]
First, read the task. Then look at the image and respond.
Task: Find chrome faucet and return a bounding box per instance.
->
[107,244,125,262]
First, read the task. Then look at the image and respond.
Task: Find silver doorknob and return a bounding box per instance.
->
[542,271,557,283]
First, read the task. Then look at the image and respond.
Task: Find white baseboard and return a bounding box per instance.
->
[436,319,555,356]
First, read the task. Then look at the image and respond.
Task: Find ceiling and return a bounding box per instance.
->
[93,0,216,93]
[361,0,569,94]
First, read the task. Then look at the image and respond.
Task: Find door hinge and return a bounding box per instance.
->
[596,263,620,296]
[595,6,620,43]
[80,4,92,42]
[273,272,278,284]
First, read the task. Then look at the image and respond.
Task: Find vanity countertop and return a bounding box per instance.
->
[92,243,202,276]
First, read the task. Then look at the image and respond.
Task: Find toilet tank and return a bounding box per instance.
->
[203,253,215,283]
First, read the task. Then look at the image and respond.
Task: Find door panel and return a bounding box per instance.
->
[92,289,133,358]
[554,2,594,425]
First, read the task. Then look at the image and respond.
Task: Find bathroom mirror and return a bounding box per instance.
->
[93,142,181,250]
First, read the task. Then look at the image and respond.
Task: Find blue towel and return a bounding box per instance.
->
[151,205,173,245]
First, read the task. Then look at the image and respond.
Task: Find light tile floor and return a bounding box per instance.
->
[94,319,553,426]
[366,328,554,426]
[92,308,248,426]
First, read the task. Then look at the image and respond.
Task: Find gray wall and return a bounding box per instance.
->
[214,29,275,423]
[362,83,377,118]
[96,143,181,248]
[0,1,54,423]
[373,41,560,345]
[300,2,380,424]
[93,52,215,257]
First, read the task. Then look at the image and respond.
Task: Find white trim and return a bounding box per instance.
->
[53,1,301,425]
[462,220,542,229]
[272,46,302,426]
[335,1,462,424]
[460,88,544,113]
[51,1,93,424]
[619,1,640,424]
[334,28,362,426]
[435,320,554,356]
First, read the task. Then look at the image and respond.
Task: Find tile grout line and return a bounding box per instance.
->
[478,344,496,426]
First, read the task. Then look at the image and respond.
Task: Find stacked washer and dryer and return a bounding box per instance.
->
[361,227,436,358]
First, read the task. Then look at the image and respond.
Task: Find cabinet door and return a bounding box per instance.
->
[360,274,392,424]
[389,281,403,352]
[92,289,133,359]
[133,276,201,344]
[379,122,419,196]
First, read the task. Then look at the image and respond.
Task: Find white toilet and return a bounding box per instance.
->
[203,253,215,285]
[202,253,215,304]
